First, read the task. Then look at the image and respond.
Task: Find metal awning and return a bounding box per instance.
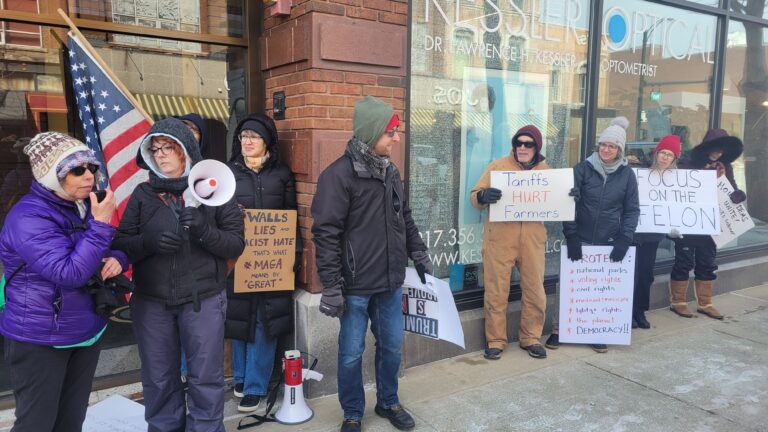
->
[135,93,230,124]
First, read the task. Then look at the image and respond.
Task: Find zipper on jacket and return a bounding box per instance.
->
[590,175,608,244]
[383,178,392,289]
[52,288,62,331]
[345,240,356,284]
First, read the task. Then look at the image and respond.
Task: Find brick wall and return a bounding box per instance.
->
[260,0,408,292]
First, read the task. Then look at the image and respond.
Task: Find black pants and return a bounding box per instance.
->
[671,235,718,282]
[6,338,100,432]
[633,241,659,312]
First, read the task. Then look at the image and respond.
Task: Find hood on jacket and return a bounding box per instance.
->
[176,113,208,158]
[511,124,545,166]
[229,113,280,166]
[689,128,743,166]
[137,117,202,178]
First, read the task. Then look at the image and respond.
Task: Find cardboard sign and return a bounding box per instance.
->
[558,245,636,345]
[234,209,297,293]
[633,168,720,234]
[713,177,755,249]
[402,268,465,349]
[83,395,147,432]
[489,168,575,222]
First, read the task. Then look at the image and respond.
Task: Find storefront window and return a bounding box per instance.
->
[409,0,591,293]
[719,20,768,249]
[730,0,768,20]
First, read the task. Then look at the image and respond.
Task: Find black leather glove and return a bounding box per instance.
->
[145,231,183,254]
[568,187,581,202]
[730,189,746,204]
[180,207,208,237]
[319,283,345,318]
[610,236,631,262]
[411,250,433,284]
[566,237,582,262]
[477,188,502,205]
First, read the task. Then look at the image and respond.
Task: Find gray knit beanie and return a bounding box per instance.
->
[597,117,630,152]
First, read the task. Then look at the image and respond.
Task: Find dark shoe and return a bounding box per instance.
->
[341,419,362,432]
[590,344,608,353]
[483,348,503,360]
[520,344,547,359]
[634,310,651,329]
[545,333,560,349]
[233,383,244,398]
[375,404,416,430]
[237,395,261,413]
[632,318,638,329]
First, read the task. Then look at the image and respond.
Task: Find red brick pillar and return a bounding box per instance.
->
[261,0,407,293]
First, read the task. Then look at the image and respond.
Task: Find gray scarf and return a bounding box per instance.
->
[347,137,390,180]
[587,152,627,182]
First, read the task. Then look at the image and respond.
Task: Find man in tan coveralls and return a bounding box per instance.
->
[471,125,549,360]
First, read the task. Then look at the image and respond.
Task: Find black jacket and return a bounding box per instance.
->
[113,182,245,305]
[311,147,427,295]
[224,114,300,341]
[563,159,640,245]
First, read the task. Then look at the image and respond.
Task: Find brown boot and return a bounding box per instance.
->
[695,280,723,320]
[669,280,693,318]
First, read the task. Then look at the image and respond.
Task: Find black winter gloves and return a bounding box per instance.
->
[145,231,183,254]
[730,189,746,204]
[566,237,582,262]
[319,282,345,318]
[610,236,631,262]
[180,207,208,237]
[411,250,433,284]
[568,187,581,202]
[477,188,502,205]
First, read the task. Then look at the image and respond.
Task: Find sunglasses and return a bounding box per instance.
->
[70,164,99,176]
[513,140,536,149]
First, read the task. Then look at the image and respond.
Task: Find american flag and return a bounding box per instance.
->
[67,33,150,222]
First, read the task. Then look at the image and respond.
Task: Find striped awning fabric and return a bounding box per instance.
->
[135,94,230,124]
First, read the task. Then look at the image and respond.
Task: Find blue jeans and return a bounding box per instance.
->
[338,287,404,420]
[231,319,278,397]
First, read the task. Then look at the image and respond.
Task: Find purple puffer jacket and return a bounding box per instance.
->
[0,182,128,346]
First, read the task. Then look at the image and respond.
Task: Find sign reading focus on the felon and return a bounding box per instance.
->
[234,209,297,293]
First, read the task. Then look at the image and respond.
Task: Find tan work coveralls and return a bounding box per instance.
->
[470,155,549,349]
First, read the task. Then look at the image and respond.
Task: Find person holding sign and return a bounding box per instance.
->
[670,129,746,320]
[224,113,302,412]
[548,117,640,353]
[630,135,682,329]
[312,96,431,432]
[113,118,245,432]
[470,125,550,360]
[0,132,127,432]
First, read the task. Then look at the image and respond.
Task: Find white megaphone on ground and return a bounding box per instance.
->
[182,159,236,208]
[274,350,323,425]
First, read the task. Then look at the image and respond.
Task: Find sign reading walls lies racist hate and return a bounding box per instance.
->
[234,210,297,293]
[489,168,575,222]
[713,177,755,249]
[633,168,720,235]
[559,245,635,346]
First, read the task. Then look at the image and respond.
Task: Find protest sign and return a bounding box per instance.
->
[402,268,465,349]
[83,395,147,432]
[633,168,720,235]
[558,245,635,345]
[489,168,575,222]
[713,177,755,248]
[234,209,297,293]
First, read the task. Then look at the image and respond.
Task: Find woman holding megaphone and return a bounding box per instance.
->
[224,113,303,413]
[113,117,245,431]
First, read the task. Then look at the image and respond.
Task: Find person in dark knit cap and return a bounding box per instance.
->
[311,96,431,432]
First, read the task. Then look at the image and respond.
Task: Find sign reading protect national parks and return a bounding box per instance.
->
[489,168,575,222]
[234,209,297,293]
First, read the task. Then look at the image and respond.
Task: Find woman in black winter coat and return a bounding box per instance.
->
[225,113,303,412]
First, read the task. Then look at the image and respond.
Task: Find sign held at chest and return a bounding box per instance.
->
[234,209,297,293]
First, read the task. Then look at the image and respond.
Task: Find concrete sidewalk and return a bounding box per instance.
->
[224,284,768,432]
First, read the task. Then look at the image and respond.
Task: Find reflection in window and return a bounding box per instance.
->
[730,0,768,20]
[453,28,474,78]
[507,36,524,72]
[0,0,41,47]
[112,0,201,52]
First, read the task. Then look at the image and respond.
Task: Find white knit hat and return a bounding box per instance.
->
[24,132,90,195]
[597,117,630,152]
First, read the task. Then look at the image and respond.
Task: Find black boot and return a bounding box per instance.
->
[633,308,651,329]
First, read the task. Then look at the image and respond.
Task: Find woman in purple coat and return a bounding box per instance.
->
[0,132,127,432]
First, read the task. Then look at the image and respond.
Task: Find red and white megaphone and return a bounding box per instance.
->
[182,159,236,207]
[274,350,323,425]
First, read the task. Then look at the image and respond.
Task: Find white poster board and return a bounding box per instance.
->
[489,168,575,222]
[558,245,636,345]
[713,177,754,249]
[633,168,720,234]
[402,268,465,349]
[83,395,147,432]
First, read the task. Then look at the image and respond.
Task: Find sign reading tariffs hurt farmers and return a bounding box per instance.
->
[234,210,297,293]
[489,168,575,222]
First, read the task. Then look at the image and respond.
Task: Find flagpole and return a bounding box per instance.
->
[57,8,154,125]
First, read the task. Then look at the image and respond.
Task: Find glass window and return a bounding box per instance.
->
[0,0,42,47]
[730,0,768,20]
[719,20,768,249]
[409,0,591,293]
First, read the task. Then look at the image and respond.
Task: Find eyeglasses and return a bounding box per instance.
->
[70,164,99,177]
[149,144,176,155]
[513,140,536,149]
[657,150,676,158]
[599,142,619,150]
[240,133,263,142]
[385,128,400,138]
